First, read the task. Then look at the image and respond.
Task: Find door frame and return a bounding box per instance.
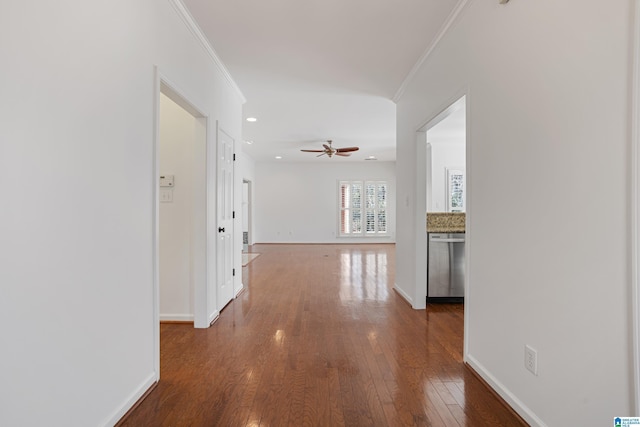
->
[152,67,213,376]
[415,92,469,353]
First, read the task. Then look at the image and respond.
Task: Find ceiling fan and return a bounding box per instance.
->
[300,140,359,158]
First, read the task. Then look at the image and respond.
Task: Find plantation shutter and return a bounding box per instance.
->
[339,180,388,236]
[377,182,387,233]
[339,182,351,234]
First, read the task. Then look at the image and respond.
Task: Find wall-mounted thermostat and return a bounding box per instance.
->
[160,175,174,187]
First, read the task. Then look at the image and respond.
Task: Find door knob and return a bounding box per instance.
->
[218,227,225,233]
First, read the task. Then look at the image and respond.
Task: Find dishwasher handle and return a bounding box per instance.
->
[429,236,465,243]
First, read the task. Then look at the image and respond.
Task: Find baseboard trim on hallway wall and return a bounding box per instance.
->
[208,310,219,326]
[393,283,414,306]
[235,284,245,298]
[106,373,157,427]
[160,314,194,322]
[465,354,546,427]
[253,241,397,245]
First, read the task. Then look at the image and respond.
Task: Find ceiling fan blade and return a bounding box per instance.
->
[316,152,327,157]
[335,147,359,153]
[335,152,351,157]
[301,149,325,153]
[322,144,331,150]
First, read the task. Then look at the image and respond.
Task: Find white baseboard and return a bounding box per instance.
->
[101,372,157,427]
[393,283,414,306]
[465,354,547,427]
[208,310,219,326]
[235,283,245,298]
[159,314,194,322]
[254,239,396,244]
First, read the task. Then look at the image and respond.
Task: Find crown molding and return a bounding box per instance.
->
[392,0,471,103]
[168,0,246,104]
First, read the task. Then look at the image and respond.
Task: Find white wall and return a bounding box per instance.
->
[254,161,396,243]
[239,150,256,247]
[0,1,243,426]
[239,150,257,185]
[242,183,250,233]
[395,0,634,425]
[159,93,199,321]
[428,142,465,212]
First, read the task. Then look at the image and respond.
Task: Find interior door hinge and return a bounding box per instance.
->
[232,211,235,219]
[233,153,236,161]
[233,268,236,277]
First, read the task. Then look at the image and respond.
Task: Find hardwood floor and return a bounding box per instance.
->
[120,244,526,426]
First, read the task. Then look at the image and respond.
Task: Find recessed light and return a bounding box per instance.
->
[246,117,257,122]
[275,156,282,159]
[366,156,378,161]
[245,140,254,145]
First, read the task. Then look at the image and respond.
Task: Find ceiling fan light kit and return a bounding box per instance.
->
[300,140,359,158]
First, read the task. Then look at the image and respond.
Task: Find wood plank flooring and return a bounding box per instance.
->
[119,244,526,426]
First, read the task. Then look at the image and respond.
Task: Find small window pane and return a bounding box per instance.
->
[340,184,350,209]
[352,184,362,209]
[366,211,375,233]
[378,210,386,232]
[352,209,362,233]
[341,209,350,233]
[377,184,387,209]
[366,184,375,209]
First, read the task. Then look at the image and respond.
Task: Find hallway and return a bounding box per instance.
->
[120,244,525,426]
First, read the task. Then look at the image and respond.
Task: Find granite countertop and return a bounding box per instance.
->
[426,212,466,233]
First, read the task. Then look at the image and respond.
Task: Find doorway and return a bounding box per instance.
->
[416,95,467,304]
[156,79,211,331]
[242,179,252,252]
[416,94,469,350]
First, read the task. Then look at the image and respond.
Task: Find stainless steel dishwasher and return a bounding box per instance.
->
[427,233,465,302]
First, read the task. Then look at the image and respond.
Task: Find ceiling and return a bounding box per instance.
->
[182,0,462,162]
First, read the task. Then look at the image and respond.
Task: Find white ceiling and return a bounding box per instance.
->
[182,0,462,162]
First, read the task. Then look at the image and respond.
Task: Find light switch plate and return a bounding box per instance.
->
[160,188,173,202]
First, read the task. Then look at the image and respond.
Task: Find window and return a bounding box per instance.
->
[446,167,465,212]
[339,181,388,236]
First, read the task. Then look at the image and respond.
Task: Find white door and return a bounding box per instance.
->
[217,128,234,309]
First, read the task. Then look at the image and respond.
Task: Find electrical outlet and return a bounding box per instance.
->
[525,345,538,376]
